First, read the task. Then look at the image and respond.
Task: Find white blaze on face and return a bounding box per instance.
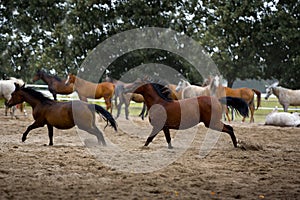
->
[65,76,70,85]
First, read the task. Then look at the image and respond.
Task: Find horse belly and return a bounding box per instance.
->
[170,99,201,130]
[46,104,75,129]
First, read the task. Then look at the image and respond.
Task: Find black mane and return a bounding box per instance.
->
[150,83,173,102]
[22,87,53,104]
[39,70,63,82]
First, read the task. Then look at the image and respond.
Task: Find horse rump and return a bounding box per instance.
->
[219,97,249,118]
[91,104,117,131]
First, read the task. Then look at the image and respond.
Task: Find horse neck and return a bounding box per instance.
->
[140,85,166,108]
[73,76,86,88]
[21,91,43,108]
[41,73,53,84]
[184,81,191,87]
[272,87,281,97]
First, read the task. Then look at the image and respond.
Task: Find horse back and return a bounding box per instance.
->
[225,87,254,103]
[286,89,300,106]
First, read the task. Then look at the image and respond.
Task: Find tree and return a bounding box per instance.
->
[256,0,300,89]
[200,0,265,87]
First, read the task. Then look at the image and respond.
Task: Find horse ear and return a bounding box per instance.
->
[14,83,20,90]
[14,82,25,90]
[273,82,279,87]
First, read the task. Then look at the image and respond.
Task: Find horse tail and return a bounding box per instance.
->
[252,89,261,110]
[92,104,117,131]
[219,97,249,118]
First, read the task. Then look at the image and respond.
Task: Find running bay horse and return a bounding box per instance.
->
[7,83,117,146]
[65,74,115,113]
[265,82,300,112]
[32,70,74,100]
[125,78,249,149]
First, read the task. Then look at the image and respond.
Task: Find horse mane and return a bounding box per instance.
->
[39,70,62,82]
[150,82,173,102]
[22,87,53,104]
[53,75,62,81]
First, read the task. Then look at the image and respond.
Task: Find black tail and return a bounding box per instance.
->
[219,97,249,118]
[92,104,117,131]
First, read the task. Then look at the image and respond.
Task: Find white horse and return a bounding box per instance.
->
[265,107,300,127]
[175,79,191,93]
[0,77,27,118]
[265,82,300,112]
[176,76,220,99]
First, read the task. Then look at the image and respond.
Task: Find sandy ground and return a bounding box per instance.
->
[0,108,299,200]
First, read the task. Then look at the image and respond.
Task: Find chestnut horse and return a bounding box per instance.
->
[65,74,115,113]
[222,87,261,123]
[32,70,74,100]
[7,83,117,146]
[125,78,249,149]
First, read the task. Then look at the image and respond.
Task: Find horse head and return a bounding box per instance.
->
[65,74,76,85]
[265,82,279,100]
[175,79,190,92]
[32,69,43,82]
[7,83,25,107]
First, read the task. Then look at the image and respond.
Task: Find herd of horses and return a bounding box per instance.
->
[1,70,300,149]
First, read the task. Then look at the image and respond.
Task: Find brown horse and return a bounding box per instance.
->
[207,75,261,123]
[7,83,117,146]
[32,70,74,100]
[125,78,249,149]
[222,87,261,123]
[65,74,115,113]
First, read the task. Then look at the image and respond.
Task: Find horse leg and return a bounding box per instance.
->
[225,106,231,122]
[139,103,146,120]
[116,99,123,119]
[283,104,288,112]
[248,102,255,123]
[53,93,57,101]
[144,128,161,147]
[22,121,44,142]
[211,122,237,148]
[10,106,16,119]
[222,124,237,148]
[84,126,106,146]
[163,127,173,149]
[104,97,112,113]
[47,124,54,146]
[124,101,130,120]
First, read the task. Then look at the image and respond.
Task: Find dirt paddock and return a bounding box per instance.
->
[0,108,299,199]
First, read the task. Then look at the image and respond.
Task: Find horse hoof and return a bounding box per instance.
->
[49,143,53,146]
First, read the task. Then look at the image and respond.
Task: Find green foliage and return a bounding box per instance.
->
[0,0,299,88]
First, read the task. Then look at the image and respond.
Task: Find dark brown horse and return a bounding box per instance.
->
[32,70,74,100]
[7,83,117,146]
[65,74,115,113]
[125,78,249,149]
